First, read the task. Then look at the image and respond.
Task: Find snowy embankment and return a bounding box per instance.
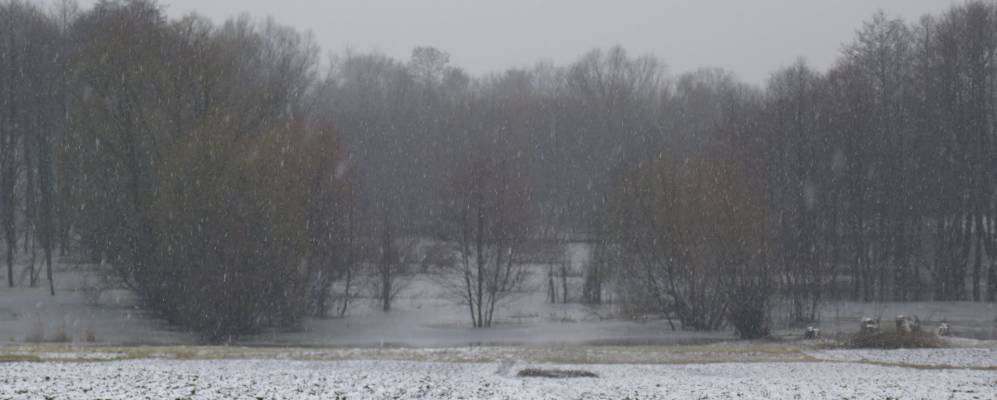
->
[1,358,995,400]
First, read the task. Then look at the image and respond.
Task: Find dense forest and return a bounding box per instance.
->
[2,0,997,341]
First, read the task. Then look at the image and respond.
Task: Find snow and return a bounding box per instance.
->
[0,260,735,347]
[0,267,196,345]
[2,252,996,398]
[810,347,997,368]
[1,358,994,399]
[772,301,997,341]
[0,252,994,348]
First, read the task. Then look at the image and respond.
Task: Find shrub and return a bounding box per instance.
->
[78,272,104,306]
[48,321,71,343]
[725,280,773,339]
[140,124,346,342]
[599,135,777,334]
[60,2,349,343]
[70,121,346,342]
[24,320,45,343]
[24,320,72,343]
[147,128,312,341]
[81,323,97,343]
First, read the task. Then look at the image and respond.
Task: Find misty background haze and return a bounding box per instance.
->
[3,1,997,397]
[3,0,997,347]
[78,0,954,83]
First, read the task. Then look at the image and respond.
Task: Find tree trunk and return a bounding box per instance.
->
[45,246,54,296]
[560,264,569,304]
[547,265,556,303]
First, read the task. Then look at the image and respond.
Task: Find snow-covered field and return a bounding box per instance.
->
[2,248,995,347]
[0,247,739,347]
[810,347,997,368]
[2,246,996,399]
[2,343,995,398]
[1,357,995,400]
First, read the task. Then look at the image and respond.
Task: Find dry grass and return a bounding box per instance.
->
[0,354,42,363]
[0,342,818,365]
[848,331,945,349]
[517,368,598,378]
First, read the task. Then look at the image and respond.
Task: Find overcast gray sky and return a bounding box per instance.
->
[79,0,954,84]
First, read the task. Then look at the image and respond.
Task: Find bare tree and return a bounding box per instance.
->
[764,61,827,322]
[445,151,531,328]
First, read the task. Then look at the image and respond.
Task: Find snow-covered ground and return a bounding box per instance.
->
[1,248,995,399]
[3,342,995,398]
[0,245,995,346]
[1,357,994,399]
[801,301,997,340]
[0,267,197,345]
[0,249,737,346]
[810,347,997,368]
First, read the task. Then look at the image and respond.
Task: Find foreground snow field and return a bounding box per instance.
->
[1,357,995,400]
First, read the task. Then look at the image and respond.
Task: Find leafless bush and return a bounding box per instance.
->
[601,143,776,334]
[78,272,105,306]
[371,234,417,312]
[723,267,775,339]
[582,242,611,305]
[24,320,44,343]
[24,319,73,343]
[442,151,532,328]
[81,323,97,343]
[49,320,70,343]
[422,243,456,272]
[62,2,348,343]
[545,247,573,304]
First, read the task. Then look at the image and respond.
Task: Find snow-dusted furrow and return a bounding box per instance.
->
[1,359,995,399]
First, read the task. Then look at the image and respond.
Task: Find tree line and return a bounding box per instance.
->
[2,0,997,340]
[597,2,997,337]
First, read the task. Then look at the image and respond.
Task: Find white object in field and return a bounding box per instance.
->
[895,315,920,334]
[936,322,951,337]
[803,326,821,339]
[860,317,880,334]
